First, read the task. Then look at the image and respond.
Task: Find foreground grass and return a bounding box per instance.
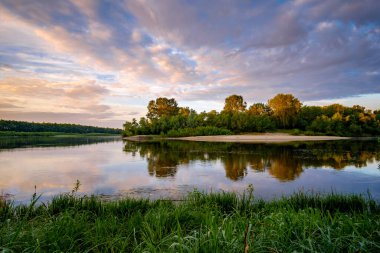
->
[1,191,380,252]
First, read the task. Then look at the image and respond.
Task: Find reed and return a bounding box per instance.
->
[1,190,379,252]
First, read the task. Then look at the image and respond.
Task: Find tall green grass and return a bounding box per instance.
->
[1,189,379,252]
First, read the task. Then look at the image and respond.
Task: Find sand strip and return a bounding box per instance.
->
[171,133,350,143]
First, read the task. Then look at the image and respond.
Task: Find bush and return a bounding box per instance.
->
[166,126,232,137]
[122,130,134,137]
[290,129,301,135]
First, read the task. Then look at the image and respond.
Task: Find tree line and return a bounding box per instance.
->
[123,94,380,137]
[0,120,122,134]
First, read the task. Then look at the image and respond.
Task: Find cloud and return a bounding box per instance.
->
[0,76,121,124]
[65,83,109,99]
[0,102,22,109]
[127,111,140,116]
[0,0,380,126]
[304,0,380,25]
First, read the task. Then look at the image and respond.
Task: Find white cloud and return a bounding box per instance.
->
[0,0,379,126]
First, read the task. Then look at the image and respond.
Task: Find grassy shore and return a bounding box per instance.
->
[1,190,379,252]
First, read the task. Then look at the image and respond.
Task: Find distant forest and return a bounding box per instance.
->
[0,120,122,134]
[123,94,380,137]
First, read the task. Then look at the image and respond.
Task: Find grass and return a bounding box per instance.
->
[1,189,379,252]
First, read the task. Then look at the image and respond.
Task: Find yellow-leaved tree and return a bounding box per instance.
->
[268,93,302,128]
[222,95,247,113]
[146,97,179,120]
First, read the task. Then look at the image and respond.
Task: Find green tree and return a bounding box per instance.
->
[223,95,247,113]
[352,105,365,113]
[296,106,323,129]
[374,110,380,121]
[147,97,179,120]
[138,117,150,135]
[123,118,138,136]
[268,93,302,128]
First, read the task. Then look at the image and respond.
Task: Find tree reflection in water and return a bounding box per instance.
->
[123,140,380,181]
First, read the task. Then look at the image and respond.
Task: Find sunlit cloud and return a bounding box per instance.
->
[0,0,379,127]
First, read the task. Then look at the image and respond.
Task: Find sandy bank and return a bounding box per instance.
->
[171,133,350,143]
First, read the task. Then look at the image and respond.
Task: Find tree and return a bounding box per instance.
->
[179,107,191,117]
[352,105,365,113]
[146,97,179,120]
[223,95,247,113]
[296,106,323,129]
[138,117,150,134]
[374,110,380,121]
[248,103,271,116]
[324,104,345,117]
[123,118,138,136]
[268,93,302,128]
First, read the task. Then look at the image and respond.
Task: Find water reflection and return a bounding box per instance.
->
[123,140,380,182]
[1,138,380,203]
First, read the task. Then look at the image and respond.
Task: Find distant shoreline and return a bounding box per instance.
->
[124,133,354,143]
[0,131,121,137]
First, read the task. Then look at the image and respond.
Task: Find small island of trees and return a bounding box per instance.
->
[123,93,380,137]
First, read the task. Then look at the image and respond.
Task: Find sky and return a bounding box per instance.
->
[0,0,380,128]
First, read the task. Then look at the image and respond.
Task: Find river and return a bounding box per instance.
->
[1,136,379,204]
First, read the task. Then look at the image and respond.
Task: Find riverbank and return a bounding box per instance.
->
[174,133,350,143]
[124,133,351,143]
[1,191,379,252]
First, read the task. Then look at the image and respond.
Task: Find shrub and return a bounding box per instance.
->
[166,126,232,137]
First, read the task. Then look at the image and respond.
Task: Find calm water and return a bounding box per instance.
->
[1,137,380,204]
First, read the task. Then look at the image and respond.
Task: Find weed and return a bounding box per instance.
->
[0,190,379,252]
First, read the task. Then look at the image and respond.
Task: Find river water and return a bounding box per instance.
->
[1,137,379,204]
